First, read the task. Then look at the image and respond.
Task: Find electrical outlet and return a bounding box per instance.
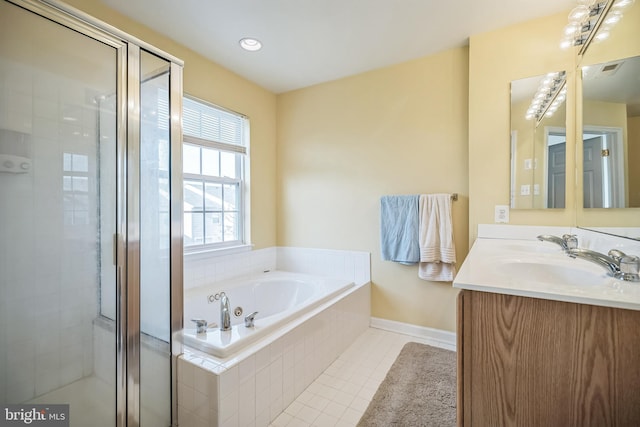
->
[495,205,509,223]
[520,184,531,196]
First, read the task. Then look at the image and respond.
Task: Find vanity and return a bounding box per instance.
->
[454,226,640,427]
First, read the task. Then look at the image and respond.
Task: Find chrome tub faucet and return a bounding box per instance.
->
[220,293,231,331]
[207,291,233,331]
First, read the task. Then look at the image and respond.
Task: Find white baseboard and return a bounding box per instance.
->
[370,317,457,352]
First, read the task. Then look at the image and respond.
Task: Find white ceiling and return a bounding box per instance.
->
[100,0,576,94]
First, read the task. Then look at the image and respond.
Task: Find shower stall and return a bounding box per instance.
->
[0,0,183,426]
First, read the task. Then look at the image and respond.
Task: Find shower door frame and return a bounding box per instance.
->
[5,1,185,426]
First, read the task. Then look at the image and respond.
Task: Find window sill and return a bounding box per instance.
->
[184,243,253,260]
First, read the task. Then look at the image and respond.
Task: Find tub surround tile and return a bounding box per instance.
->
[183,246,371,291]
[177,281,370,427]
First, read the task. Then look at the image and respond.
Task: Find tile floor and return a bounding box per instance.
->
[269,327,447,427]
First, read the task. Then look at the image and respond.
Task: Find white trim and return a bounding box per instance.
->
[184,243,253,260]
[583,125,625,208]
[370,317,456,351]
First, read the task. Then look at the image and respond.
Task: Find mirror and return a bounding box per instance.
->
[510,72,567,209]
[581,54,640,208]
[576,1,640,239]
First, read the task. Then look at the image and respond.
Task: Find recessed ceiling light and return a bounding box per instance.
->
[239,38,262,52]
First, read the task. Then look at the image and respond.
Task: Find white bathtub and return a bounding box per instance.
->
[182,271,355,357]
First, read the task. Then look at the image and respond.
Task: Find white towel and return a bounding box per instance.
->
[418,194,456,281]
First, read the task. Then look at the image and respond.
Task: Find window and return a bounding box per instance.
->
[63,152,90,225]
[183,96,249,250]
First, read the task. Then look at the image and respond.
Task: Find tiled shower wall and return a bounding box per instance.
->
[0,61,100,403]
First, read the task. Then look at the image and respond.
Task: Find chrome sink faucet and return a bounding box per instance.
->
[537,234,578,251]
[567,248,640,282]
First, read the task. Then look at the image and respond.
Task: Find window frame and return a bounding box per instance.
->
[182,95,250,254]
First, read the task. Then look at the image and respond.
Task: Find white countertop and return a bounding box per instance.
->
[454,237,640,311]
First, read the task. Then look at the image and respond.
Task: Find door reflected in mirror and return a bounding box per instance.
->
[581,54,640,208]
[510,72,567,209]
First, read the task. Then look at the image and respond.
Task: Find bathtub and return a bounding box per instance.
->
[182,271,355,357]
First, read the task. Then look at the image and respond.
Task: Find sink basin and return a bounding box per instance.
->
[496,259,608,287]
[500,242,564,254]
[453,237,640,311]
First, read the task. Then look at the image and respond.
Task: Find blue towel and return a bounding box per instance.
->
[380,195,420,265]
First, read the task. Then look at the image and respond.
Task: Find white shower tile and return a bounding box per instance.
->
[6,379,35,404]
[238,354,256,383]
[193,368,209,395]
[269,394,284,423]
[255,388,271,418]
[255,407,272,427]
[178,357,195,388]
[255,346,270,372]
[269,338,283,363]
[238,385,256,426]
[179,383,195,412]
[255,366,270,394]
[219,389,239,424]
[219,365,239,395]
[193,389,209,420]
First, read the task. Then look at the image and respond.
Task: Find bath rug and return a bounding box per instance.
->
[357,342,456,427]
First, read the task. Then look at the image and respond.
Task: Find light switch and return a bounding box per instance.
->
[534,184,540,195]
[520,184,531,196]
[524,159,532,170]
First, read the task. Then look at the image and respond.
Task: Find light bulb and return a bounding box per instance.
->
[568,5,590,22]
[604,10,623,25]
[560,39,574,49]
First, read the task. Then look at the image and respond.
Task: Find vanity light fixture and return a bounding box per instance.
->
[560,0,635,54]
[239,37,262,51]
[525,71,567,125]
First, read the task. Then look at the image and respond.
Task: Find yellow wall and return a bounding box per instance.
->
[277,48,469,332]
[469,12,577,243]
[64,0,278,249]
[629,116,640,207]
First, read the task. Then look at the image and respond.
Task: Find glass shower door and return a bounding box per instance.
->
[0,1,118,426]
[138,50,172,427]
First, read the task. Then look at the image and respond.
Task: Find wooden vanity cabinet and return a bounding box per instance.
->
[457,290,640,427]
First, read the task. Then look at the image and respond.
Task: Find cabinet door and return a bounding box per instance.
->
[459,290,640,427]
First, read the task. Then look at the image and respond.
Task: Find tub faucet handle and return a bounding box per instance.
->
[191,319,208,334]
[244,311,258,328]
